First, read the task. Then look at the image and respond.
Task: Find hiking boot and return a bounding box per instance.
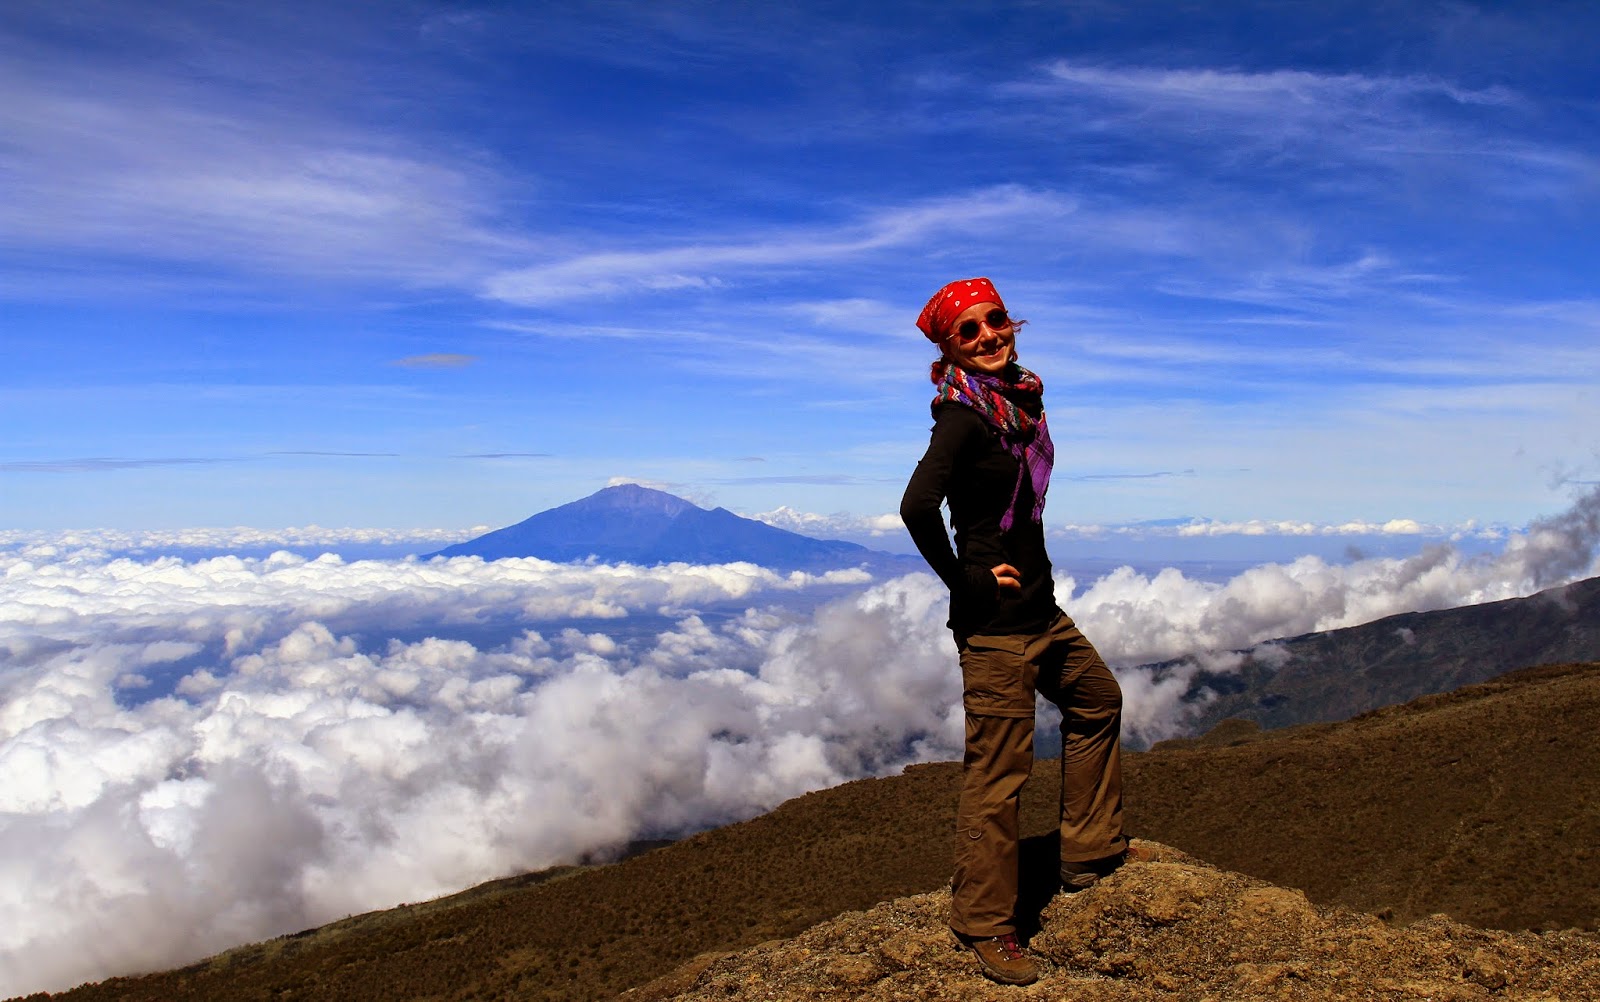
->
[956,932,1038,986]
[1060,848,1128,891]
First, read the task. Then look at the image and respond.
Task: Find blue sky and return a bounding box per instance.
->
[4,0,1598,543]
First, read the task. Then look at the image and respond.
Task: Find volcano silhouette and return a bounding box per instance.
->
[427,483,889,572]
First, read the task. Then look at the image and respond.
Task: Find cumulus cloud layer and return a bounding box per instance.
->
[1064,488,1600,742]
[0,550,925,995]
[3,488,1597,995]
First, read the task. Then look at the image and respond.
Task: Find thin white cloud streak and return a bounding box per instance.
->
[1067,314,1563,382]
[0,526,488,553]
[480,185,1074,304]
[391,353,479,369]
[3,487,1598,994]
[783,298,917,338]
[747,506,1506,543]
[1011,60,1596,221]
[1053,518,1505,540]
[1039,63,1519,117]
[1026,61,1543,170]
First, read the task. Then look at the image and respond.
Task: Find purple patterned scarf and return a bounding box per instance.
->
[931,359,1054,530]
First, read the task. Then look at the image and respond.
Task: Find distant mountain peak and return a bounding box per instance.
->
[572,483,699,516]
[426,484,917,574]
[585,483,691,512]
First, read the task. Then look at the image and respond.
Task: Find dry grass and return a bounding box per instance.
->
[1133,661,1600,932]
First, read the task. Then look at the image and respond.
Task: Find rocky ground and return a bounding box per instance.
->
[628,842,1600,1001]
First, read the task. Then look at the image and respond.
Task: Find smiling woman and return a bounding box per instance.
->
[900,276,1129,987]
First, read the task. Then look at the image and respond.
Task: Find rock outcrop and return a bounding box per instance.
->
[632,841,1600,1001]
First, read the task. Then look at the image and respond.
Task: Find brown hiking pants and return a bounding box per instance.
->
[950,610,1126,937]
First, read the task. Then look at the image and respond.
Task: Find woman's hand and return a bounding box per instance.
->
[990,562,1022,591]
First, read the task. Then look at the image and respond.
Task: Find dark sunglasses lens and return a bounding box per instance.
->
[952,310,1009,341]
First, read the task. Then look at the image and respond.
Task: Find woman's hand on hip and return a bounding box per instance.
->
[990,563,1022,591]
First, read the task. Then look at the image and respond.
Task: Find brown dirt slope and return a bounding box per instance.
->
[19,662,1599,1002]
[646,841,1600,1002]
[1132,660,1600,931]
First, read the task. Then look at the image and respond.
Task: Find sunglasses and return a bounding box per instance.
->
[948,309,1011,342]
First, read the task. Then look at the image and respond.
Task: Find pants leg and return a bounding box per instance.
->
[950,634,1037,938]
[951,712,1033,937]
[1034,613,1127,863]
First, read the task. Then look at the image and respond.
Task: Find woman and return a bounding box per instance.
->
[900,277,1128,987]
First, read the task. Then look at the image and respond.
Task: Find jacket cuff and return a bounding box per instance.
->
[961,563,998,606]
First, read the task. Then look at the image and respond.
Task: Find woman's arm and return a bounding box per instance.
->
[900,407,1007,601]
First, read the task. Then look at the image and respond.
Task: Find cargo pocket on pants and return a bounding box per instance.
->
[958,633,1035,719]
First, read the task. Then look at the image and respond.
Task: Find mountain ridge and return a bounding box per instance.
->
[1170,574,1600,737]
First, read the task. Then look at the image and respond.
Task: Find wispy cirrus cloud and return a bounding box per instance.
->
[480,185,1074,304]
[266,451,400,458]
[4,2,1595,536]
[0,33,528,299]
[712,474,867,486]
[390,353,478,369]
[4,452,403,474]
[0,525,486,552]
[1037,62,1518,116]
[0,456,236,473]
[1012,61,1593,196]
[1066,470,1196,482]
[1070,313,1600,384]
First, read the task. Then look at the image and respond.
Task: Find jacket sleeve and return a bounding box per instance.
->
[900,407,998,606]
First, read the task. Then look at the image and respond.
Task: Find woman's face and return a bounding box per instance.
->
[942,301,1015,374]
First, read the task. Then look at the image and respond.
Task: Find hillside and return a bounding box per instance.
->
[20,662,1599,1002]
[1172,574,1600,736]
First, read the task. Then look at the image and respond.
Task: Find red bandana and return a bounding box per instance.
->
[916,277,1006,342]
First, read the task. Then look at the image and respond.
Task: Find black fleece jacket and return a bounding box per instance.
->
[900,403,1059,636]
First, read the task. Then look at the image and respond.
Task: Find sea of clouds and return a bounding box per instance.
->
[3,488,1597,995]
